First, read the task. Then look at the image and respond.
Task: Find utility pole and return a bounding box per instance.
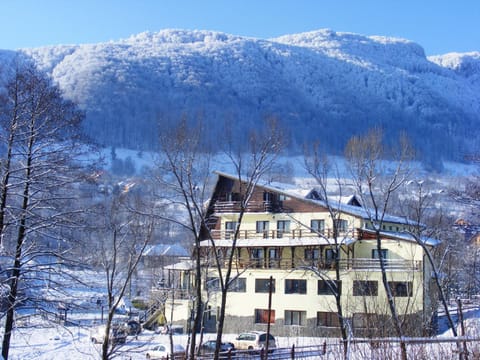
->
[265,275,273,359]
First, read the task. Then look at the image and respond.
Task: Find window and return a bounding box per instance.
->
[334,219,348,232]
[256,221,269,238]
[268,248,280,268]
[276,220,290,238]
[230,278,246,292]
[255,278,275,293]
[225,221,238,239]
[285,279,307,294]
[325,248,336,266]
[206,277,220,291]
[255,309,275,324]
[389,281,413,297]
[263,192,273,202]
[353,313,374,329]
[318,280,341,295]
[353,280,378,296]
[317,312,340,327]
[310,219,325,234]
[305,248,320,261]
[251,248,264,268]
[279,194,289,201]
[226,192,240,201]
[372,249,388,259]
[285,310,306,326]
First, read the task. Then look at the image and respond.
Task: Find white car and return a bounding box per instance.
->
[145,343,185,359]
[234,331,276,352]
[90,324,127,345]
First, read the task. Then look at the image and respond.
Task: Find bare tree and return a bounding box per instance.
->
[153,117,283,360]
[87,190,154,360]
[344,128,413,360]
[154,117,213,360]
[210,118,283,360]
[303,144,351,357]
[402,181,459,335]
[0,59,88,360]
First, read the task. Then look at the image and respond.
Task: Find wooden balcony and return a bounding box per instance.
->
[209,228,360,240]
[216,257,421,271]
[213,200,281,213]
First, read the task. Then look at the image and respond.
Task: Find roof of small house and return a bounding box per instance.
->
[143,244,189,257]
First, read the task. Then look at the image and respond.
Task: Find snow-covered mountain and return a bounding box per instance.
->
[1,29,479,166]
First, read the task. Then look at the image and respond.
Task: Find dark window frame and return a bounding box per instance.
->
[285,279,307,294]
[316,311,341,327]
[230,277,247,292]
[255,278,275,293]
[372,249,388,259]
[284,310,307,326]
[388,281,413,297]
[256,220,269,233]
[353,280,378,296]
[305,248,320,260]
[318,280,342,296]
[334,219,348,232]
[310,219,325,233]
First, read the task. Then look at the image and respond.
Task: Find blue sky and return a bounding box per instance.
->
[1,0,478,55]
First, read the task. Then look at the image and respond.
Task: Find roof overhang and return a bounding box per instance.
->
[199,237,356,248]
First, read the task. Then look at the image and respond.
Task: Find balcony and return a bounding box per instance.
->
[213,200,281,213]
[151,287,192,301]
[217,257,421,272]
[209,228,361,240]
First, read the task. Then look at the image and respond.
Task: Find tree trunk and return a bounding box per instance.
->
[376,232,407,360]
[1,122,33,360]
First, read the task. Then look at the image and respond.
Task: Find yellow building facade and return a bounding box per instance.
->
[164,172,438,337]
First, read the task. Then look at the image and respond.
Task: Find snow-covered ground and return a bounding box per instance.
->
[3,302,479,359]
[1,152,478,359]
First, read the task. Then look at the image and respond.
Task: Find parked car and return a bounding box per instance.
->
[234,331,276,352]
[90,324,127,345]
[145,343,185,359]
[199,340,235,356]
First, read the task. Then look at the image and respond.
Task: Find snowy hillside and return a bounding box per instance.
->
[1,29,479,164]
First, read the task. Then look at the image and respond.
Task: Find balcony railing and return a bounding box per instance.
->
[217,257,421,271]
[209,228,360,240]
[151,287,192,300]
[213,200,287,213]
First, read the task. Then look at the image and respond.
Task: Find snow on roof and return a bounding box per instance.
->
[328,194,362,207]
[199,237,356,248]
[163,260,195,270]
[362,228,441,247]
[214,170,416,226]
[143,244,189,257]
